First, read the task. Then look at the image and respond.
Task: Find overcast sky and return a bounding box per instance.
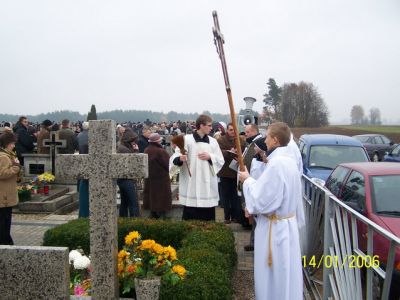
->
[1,0,399,123]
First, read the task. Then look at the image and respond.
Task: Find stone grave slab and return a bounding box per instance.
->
[17,186,78,214]
[0,245,69,299]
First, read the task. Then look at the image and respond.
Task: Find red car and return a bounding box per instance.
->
[325,162,400,297]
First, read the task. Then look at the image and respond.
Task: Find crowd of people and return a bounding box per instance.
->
[0,114,305,299]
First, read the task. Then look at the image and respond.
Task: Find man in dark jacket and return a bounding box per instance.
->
[242,124,263,250]
[13,116,36,166]
[217,123,246,223]
[77,122,89,155]
[76,121,90,217]
[37,119,53,154]
[58,119,78,154]
[138,126,151,153]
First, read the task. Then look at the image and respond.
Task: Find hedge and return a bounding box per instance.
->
[43,218,236,299]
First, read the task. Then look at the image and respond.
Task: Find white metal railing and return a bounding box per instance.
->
[302,175,400,300]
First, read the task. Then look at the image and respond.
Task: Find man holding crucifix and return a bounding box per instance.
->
[238,122,304,300]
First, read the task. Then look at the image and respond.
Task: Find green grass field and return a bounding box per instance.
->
[335,125,400,134]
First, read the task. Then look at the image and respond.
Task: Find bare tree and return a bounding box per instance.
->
[369,107,381,125]
[281,83,298,127]
[280,81,329,127]
[350,105,364,124]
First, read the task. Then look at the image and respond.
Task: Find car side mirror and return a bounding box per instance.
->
[390,141,394,146]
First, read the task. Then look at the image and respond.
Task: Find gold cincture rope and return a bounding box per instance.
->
[264,213,296,267]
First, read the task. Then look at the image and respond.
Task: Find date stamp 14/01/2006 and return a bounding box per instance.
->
[302,255,380,269]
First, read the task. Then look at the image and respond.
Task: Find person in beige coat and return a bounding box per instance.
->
[0,131,21,245]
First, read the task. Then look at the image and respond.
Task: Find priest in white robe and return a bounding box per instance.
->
[171,115,224,221]
[239,122,303,300]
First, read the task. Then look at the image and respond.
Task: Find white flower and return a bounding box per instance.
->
[73,255,91,270]
[69,250,82,264]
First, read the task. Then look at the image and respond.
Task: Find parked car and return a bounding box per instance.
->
[353,134,394,162]
[384,144,400,163]
[325,162,400,298]
[299,134,370,182]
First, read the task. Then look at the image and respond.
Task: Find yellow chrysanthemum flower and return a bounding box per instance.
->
[172,265,186,278]
[125,231,140,245]
[164,245,177,261]
[152,243,164,255]
[140,239,156,250]
[118,249,130,261]
[117,263,124,275]
[38,172,55,182]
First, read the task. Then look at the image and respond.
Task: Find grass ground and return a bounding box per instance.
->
[336,125,400,134]
[291,126,400,143]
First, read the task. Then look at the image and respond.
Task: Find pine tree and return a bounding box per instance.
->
[263,78,282,119]
[87,104,97,121]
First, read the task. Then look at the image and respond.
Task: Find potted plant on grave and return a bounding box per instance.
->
[69,249,92,296]
[32,172,55,195]
[118,231,188,300]
[16,183,32,202]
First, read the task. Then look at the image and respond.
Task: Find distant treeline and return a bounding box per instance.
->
[0,109,231,124]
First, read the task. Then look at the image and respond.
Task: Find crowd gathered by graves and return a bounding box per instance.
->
[0,114,305,299]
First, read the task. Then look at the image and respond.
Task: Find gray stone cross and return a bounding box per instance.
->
[56,120,148,299]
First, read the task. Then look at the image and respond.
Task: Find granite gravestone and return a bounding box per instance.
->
[56,120,148,299]
[0,246,70,299]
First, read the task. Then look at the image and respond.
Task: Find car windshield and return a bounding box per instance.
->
[354,136,370,143]
[309,145,368,169]
[371,175,400,216]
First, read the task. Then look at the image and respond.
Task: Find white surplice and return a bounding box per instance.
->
[171,134,224,207]
[243,146,303,300]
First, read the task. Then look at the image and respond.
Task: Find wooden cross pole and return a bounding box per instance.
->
[212,11,245,172]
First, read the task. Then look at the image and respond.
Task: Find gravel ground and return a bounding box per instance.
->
[232,269,255,300]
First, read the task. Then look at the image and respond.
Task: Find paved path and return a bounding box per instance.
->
[11,214,78,246]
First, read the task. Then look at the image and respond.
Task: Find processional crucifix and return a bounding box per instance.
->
[212,11,245,171]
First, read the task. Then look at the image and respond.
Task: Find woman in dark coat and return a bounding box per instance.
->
[144,133,172,219]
